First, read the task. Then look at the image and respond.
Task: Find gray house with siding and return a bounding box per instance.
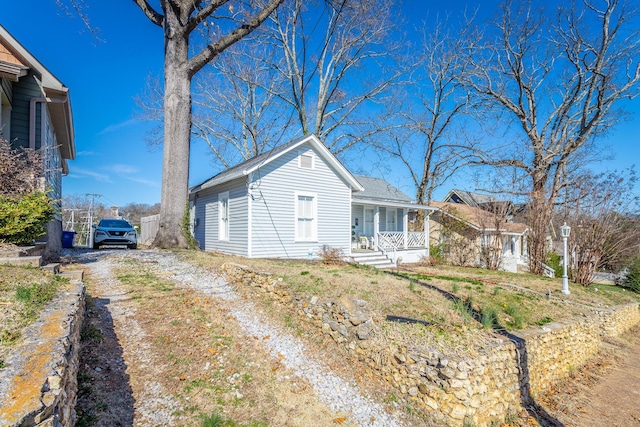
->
[189,134,433,266]
[0,25,75,253]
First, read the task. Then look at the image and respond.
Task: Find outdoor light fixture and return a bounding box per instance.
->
[561,223,571,295]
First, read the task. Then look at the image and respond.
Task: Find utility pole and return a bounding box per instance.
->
[85,193,101,249]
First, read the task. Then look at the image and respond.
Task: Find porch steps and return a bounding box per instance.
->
[351,251,395,269]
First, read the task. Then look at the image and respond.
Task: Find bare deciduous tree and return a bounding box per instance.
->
[463,0,640,275]
[269,0,402,154]
[191,41,291,169]
[563,170,640,285]
[136,0,400,172]
[477,201,513,271]
[376,16,479,205]
[132,0,284,248]
[0,138,43,197]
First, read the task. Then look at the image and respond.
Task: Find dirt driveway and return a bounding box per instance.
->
[69,249,411,427]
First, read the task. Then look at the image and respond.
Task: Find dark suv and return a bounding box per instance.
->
[93,218,138,249]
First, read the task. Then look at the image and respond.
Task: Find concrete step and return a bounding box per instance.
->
[42,263,61,274]
[361,261,395,269]
[0,243,46,258]
[58,270,84,281]
[351,251,385,259]
[0,256,43,267]
[351,252,395,269]
[352,255,390,263]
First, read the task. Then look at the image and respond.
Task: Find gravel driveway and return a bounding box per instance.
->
[70,248,408,427]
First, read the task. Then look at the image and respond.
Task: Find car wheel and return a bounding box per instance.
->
[128,244,137,250]
[93,243,100,250]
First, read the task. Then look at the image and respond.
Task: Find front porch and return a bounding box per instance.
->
[351,203,432,265]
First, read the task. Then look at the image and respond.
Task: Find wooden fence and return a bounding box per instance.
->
[140,214,160,245]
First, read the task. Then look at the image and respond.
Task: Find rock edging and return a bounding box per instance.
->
[0,280,85,427]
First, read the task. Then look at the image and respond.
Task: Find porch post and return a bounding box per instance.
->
[374,207,380,250]
[424,211,430,250]
[403,208,408,249]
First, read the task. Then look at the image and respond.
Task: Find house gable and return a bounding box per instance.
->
[191,134,363,194]
[0,25,75,165]
[248,140,353,258]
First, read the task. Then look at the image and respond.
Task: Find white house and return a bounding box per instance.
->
[189,134,433,267]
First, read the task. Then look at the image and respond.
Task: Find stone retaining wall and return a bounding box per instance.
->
[518,302,640,399]
[222,263,640,427]
[0,280,85,427]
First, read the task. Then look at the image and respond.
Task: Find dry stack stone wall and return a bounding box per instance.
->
[0,280,85,427]
[517,303,640,399]
[222,263,640,427]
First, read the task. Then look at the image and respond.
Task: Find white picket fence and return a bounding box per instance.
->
[140,214,160,245]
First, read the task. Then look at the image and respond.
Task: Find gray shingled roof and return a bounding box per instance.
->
[445,189,499,207]
[353,176,414,203]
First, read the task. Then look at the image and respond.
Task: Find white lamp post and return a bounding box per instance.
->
[560,223,571,295]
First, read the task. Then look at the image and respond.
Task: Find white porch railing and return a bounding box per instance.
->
[377,232,426,250]
[519,254,556,278]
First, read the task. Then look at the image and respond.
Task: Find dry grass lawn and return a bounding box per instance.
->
[180,250,640,358]
[0,265,66,369]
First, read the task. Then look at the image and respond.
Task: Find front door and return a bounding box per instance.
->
[364,208,374,237]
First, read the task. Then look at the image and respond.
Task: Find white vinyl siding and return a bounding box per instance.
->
[249,145,351,258]
[194,178,248,256]
[219,191,229,240]
[295,192,317,241]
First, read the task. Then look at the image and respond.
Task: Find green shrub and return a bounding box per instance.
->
[545,252,563,278]
[429,243,444,263]
[0,191,56,245]
[623,257,640,292]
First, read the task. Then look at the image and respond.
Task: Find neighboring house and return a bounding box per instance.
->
[0,25,75,253]
[189,134,433,266]
[429,201,529,273]
[443,189,500,207]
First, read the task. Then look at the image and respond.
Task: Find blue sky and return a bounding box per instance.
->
[2,0,638,207]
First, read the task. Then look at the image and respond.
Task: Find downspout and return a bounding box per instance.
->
[247,173,253,258]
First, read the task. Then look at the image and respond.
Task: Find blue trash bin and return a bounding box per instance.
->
[62,231,76,248]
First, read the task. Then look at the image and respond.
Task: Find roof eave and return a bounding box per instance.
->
[354,198,435,210]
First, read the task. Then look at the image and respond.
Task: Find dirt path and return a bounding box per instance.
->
[569,326,640,427]
[538,324,640,427]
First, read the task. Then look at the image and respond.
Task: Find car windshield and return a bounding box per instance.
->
[99,219,133,228]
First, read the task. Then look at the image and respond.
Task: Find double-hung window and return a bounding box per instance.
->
[295,192,317,241]
[219,191,229,240]
[387,209,397,232]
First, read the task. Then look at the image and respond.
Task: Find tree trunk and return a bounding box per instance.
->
[153,19,191,248]
[527,185,551,275]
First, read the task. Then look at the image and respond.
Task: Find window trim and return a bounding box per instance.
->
[298,150,315,170]
[218,191,230,241]
[294,191,317,242]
